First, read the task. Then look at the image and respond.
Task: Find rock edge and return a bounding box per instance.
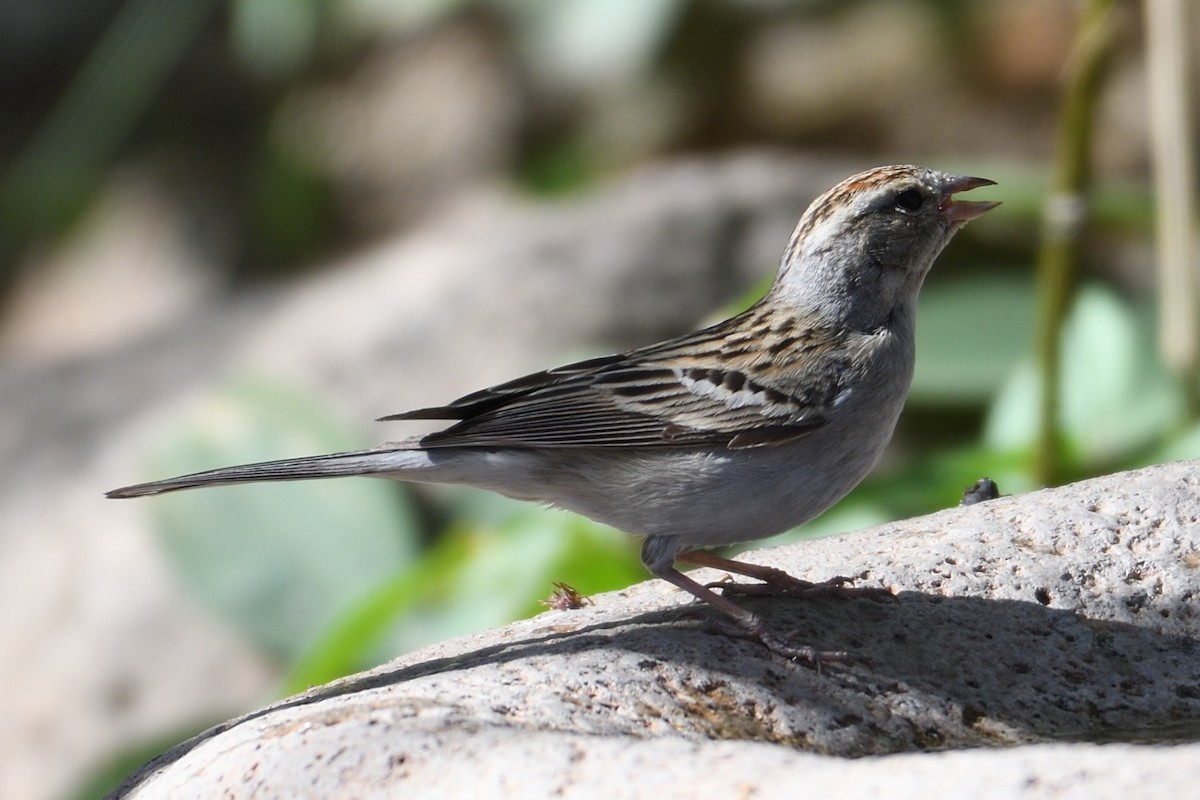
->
[114,459,1200,799]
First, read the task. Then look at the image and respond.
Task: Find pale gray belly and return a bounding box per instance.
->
[416,328,914,547]
[482,390,906,547]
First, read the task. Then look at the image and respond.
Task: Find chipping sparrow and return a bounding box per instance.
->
[109,165,998,666]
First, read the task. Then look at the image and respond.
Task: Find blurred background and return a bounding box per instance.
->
[1,0,1196,797]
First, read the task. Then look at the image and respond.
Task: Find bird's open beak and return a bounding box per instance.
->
[939,176,1000,223]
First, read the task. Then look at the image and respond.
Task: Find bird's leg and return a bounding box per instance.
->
[641,537,848,667]
[679,550,894,602]
[651,565,849,667]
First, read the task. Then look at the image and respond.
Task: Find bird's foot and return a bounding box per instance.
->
[679,551,894,602]
[649,556,864,670]
[706,572,895,602]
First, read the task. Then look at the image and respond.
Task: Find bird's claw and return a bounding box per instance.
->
[705,573,895,603]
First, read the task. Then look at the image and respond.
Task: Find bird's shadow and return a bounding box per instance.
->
[112,587,1200,796]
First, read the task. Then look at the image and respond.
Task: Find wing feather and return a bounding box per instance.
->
[384,306,852,450]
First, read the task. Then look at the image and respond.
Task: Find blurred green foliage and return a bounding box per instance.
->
[147,381,421,661]
[281,496,644,694]
[138,380,644,691]
[0,0,221,279]
[4,0,1094,282]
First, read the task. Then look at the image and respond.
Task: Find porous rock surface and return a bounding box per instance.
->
[114,459,1200,798]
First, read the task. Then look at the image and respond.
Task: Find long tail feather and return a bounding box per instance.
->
[106,448,422,498]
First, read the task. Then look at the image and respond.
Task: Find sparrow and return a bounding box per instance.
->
[108,165,998,666]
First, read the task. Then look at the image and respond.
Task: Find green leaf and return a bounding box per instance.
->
[985,284,1185,465]
[381,494,644,653]
[280,534,471,694]
[144,380,421,661]
[911,272,1036,405]
[1148,421,1200,465]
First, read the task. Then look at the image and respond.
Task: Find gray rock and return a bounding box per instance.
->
[114,459,1200,798]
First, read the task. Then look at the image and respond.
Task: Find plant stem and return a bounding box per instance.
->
[1033,0,1120,486]
[1144,0,1200,416]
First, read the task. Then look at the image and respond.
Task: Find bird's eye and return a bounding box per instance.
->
[894,188,924,212]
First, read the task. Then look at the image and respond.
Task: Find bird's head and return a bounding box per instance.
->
[775,165,998,330]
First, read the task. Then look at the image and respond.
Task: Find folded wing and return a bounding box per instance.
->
[383,310,850,450]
